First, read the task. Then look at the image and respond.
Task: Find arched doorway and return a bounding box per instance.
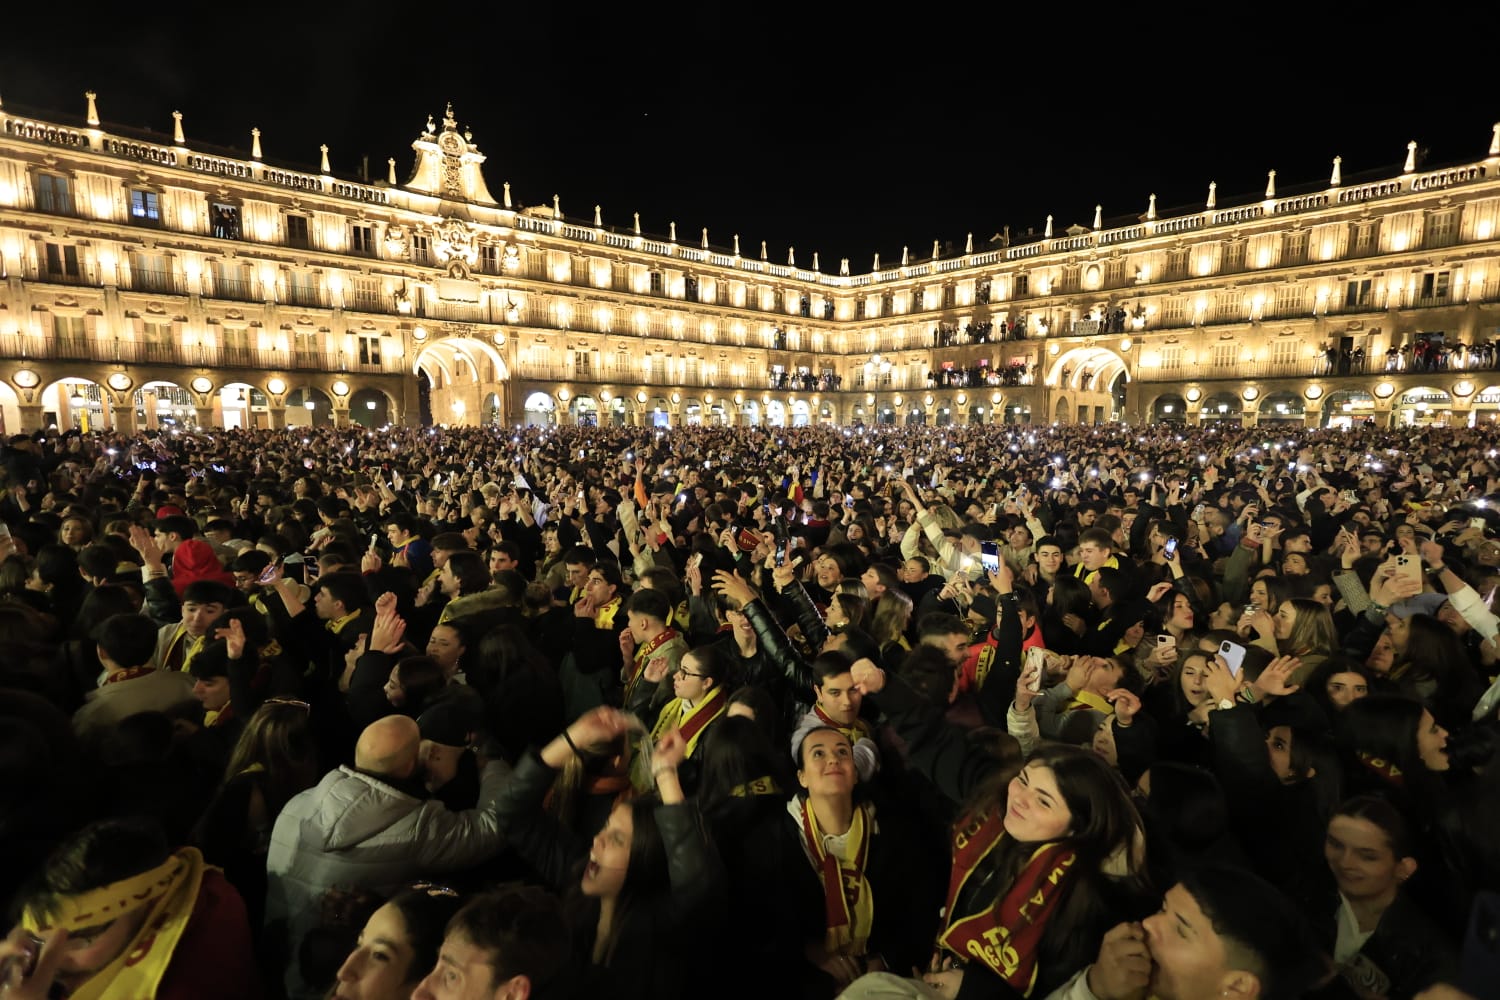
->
[287,386,334,428]
[1200,393,1241,424]
[482,392,501,425]
[741,399,761,425]
[133,380,192,430]
[683,398,704,425]
[215,382,264,430]
[906,408,925,426]
[43,378,107,431]
[1054,395,1070,424]
[522,391,556,427]
[1322,389,1375,429]
[789,400,811,427]
[1395,387,1452,427]
[766,400,787,427]
[351,387,394,428]
[572,395,598,427]
[1152,393,1187,423]
[1258,392,1304,426]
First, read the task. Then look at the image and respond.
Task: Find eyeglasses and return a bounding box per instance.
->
[407,880,460,898]
[674,666,708,679]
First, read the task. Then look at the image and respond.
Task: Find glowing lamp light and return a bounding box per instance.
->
[366,401,377,410]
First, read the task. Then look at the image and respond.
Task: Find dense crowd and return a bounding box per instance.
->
[2,417,1500,1000]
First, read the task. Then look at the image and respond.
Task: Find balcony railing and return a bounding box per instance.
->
[206,276,261,303]
[127,268,185,296]
[284,285,329,308]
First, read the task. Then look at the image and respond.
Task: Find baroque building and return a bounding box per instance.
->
[2,93,1499,433]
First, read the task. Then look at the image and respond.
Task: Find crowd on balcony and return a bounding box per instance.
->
[771,370,844,391]
[929,360,1038,387]
[1380,339,1500,373]
[3,417,1500,1000]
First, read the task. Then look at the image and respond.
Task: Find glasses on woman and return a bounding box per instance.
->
[407,880,460,898]
[674,666,708,679]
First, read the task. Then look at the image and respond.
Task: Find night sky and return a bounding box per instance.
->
[5,7,1496,271]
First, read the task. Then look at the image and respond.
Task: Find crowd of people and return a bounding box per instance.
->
[2,416,1500,1000]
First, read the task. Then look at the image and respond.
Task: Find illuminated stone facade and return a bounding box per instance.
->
[2,93,1499,432]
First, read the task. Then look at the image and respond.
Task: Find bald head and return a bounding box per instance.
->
[355,715,420,779]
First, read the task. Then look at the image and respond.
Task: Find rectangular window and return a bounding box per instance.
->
[1213,344,1237,368]
[1274,285,1305,316]
[1161,345,1183,371]
[1426,210,1457,249]
[43,243,81,278]
[1014,274,1029,296]
[211,201,241,239]
[357,335,381,366]
[1223,242,1245,272]
[1105,259,1126,287]
[1162,297,1186,326]
[976,279,991,304]
[1420,271,1451,301]
[350,224,374,255]
[212,261,254,302]
[1272,339,1301,366]
[479,245,499,274]
[573,350,592,376]
[1282,231,1308,265]
[411,234,430,264]
[649,271,663,296]
[35,173,73,215]
[1353,223,1375,255]
[286,214,310,249]
[129,251,173,294]
[1344,279,1372,308]
[129,189,161,224]
[53,315,88,355]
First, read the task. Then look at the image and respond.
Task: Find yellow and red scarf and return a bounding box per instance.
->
[1357,751,1405,787]
[103,666,156,686]
[648,684,728,755]
[813,704,873,748]
[623,626,677,703]
[22,847,206,1000]
[798,798,876,958]
[939,807,1077,995]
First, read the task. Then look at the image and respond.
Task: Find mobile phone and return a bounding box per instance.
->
[980,540,1000,573]
[368,533,378,551]
[1157,633,1176,647]
[1472,518,1487,531]
[0,932,43,983]
[775,546,787,567]
[1163,537,1178,559]
[1024,647,1046,692]
[1218,640,1246,678]
[257,560,281,585]
[1192,503,1205,522]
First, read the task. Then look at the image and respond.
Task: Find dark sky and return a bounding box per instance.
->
[5,7,1496,271]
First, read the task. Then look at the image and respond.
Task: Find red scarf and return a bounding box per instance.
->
[938,806,1077,995]
[102,666,155,685]
[799,799,876,957]
[1357,751,1405,787]
[624,627,678,703]
[813,704,871,746]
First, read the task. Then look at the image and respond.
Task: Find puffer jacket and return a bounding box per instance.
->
[264,759,511,997]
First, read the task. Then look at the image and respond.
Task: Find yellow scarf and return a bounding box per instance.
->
[23,847,206,1000]
[799,798,875,958]
[1067,689,1116,716]
[166,627,205,672]
[326,609,362,634]
[648,685,728,756]
[594,596,622,630]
